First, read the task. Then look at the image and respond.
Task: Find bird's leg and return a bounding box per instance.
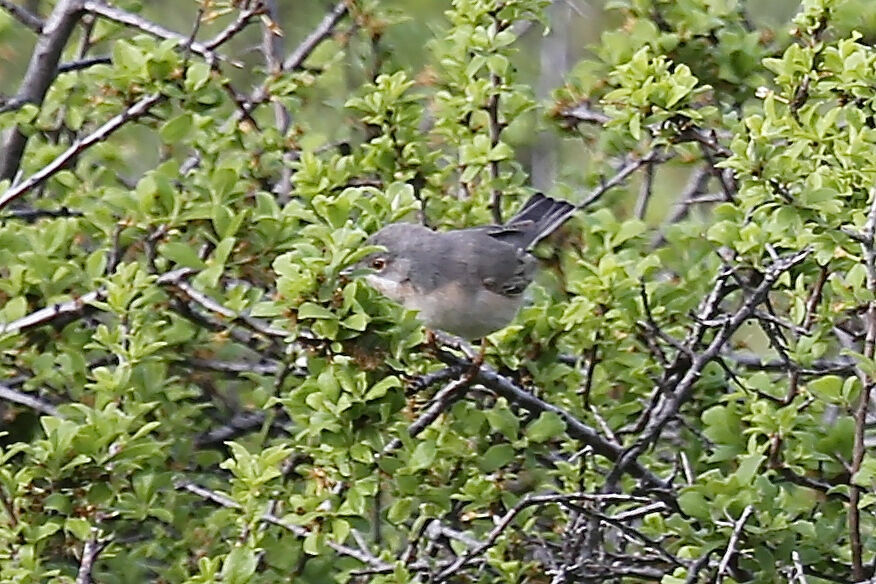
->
[473,337,489,368]
[424,328,436,346]
[460,337,488,382]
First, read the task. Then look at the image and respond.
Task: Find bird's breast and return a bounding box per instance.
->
[407,281,524,339]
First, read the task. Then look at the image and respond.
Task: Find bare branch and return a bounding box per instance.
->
[578,150,669,210]
[202,2,267,51]
[0,290,104,336]
[0,267,192,336]
[57,55,111,73]
[75,529,111,584]
[607,249,810,486]
[487,73,503,224]
[167,279,287,338]
[433,346,676,505]
[0,0,44,33]
[282,0,348,71]
[715,505,753,584]
[634,158,655,220]
[434,492,657,581]
[0,383,62,417]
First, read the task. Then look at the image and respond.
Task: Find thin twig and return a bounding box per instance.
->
[282,0,348,71]
[487,73,503,224]
[0,383,62,417]
[75,529,111,584]
[433,346,676,504]
[606,249,810,486]
[381,375,472,455]
[0,0,45,32]
[57,55,111,73]
[715,505,753,584]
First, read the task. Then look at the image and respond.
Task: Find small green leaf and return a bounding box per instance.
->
[479,444,514,472]
[159,113,193,142]
[525,412,566,443]
[64,518,92,540]
[221,547,257,584]
[298,303,335,320]
[808,375,844,401]
[409,440,436,471]
[365,376,401,401]
[159,242,207,269]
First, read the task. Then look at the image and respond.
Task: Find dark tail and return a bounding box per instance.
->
[504,193,575,250]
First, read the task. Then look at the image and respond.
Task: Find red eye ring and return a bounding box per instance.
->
[370,257,386,270]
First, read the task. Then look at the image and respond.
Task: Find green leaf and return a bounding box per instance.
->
[64,518,92,540]
[221,547,257,584]
[365,376,401,401]
[186,61,211,91]
[409,440,436,471]
[808,375,844,401]
[479,444,514,472]
[159,113,193,142]
[341,313,369,331]
[158,242,207,269]
[298,303,335,319]
[525,412,566,443]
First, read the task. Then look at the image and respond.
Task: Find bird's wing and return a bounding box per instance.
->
[446,230,537,298]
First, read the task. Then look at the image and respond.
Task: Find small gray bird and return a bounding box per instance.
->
[353,194,576,339]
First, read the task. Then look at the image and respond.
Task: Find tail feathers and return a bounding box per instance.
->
[506,193,575,250]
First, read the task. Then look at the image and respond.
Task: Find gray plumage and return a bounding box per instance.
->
[356,193,575,339]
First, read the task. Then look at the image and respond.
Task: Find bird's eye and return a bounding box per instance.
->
[370,257,386,270]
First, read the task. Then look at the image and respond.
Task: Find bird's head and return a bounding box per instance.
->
[344,223,426,303]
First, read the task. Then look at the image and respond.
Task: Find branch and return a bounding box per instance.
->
[75,529,111,584]
[715,505,753,584]
[434,493,655,581]
[381,375,471,455]
[849,187,876,581]
[0,290,103,336]
[0,0,44,33]
[724,352,855,377]
[282,0,348,71]
[0,205,83,221]
[607,249,810,485]
[166,278,287,338]
[556,102,610,126]
[0,383,62,417]
[578,150,669,210]
[202,2,267,51]
[0,93,165,211]
[175,479,392,571]
[433,346,676,507]
[57,55,111,73]
[0,267,191,336]
[0,0,84,181]
[487,73,503,224]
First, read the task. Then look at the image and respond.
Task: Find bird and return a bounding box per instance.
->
[349,193,576,339]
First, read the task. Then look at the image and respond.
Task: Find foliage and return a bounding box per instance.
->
[2,0,876,583]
